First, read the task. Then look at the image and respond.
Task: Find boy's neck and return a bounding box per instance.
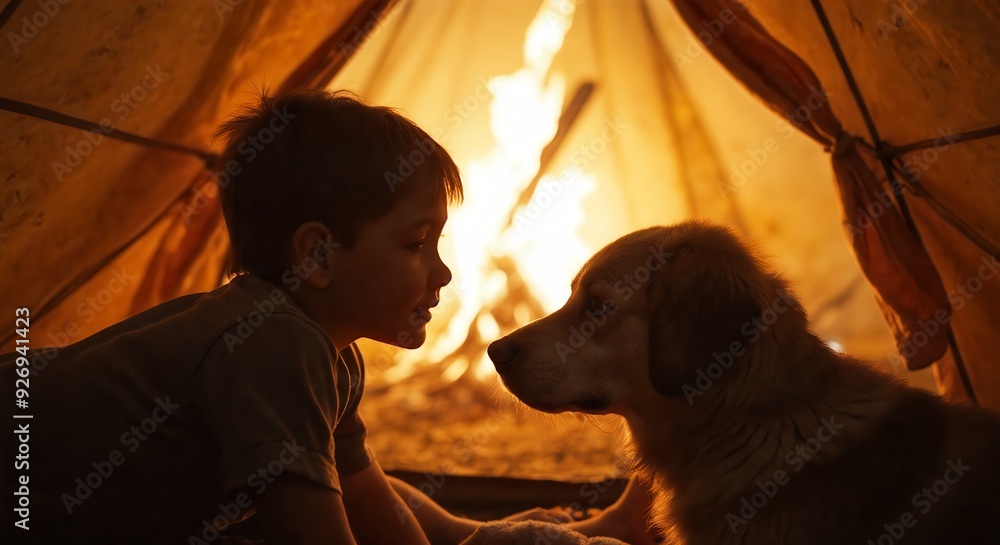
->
[278,282,355,350]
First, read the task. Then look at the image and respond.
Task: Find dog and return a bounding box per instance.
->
[487,221,1000,544]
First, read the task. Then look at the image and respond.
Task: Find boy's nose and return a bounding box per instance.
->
[487,337,521,367]
[432,259,452,291]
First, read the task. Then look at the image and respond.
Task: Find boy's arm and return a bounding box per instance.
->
[341,461,433,545]
[255,474,358,545]
[255,463,432,545]
[387,476,482,544]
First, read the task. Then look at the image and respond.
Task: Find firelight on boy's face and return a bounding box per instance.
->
[326,181,452,349]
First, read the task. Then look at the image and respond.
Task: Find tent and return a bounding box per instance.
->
[1,0,997,418]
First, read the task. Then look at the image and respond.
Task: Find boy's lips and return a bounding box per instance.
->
[411,298,438,324]
[412,308,433,323]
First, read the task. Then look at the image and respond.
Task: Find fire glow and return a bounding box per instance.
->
[381,0,597,390]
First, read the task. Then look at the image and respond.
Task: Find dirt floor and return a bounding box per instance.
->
[362,373,633,484]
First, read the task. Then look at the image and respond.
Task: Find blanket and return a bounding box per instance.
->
[460,520,630,545]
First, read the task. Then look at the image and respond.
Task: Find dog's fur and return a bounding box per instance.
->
[488,221,1000,544]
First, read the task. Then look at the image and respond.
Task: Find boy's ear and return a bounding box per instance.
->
[290,221,340,288]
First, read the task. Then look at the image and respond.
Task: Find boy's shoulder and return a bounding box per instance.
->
[4,274,336,373]
[196,274,353,364]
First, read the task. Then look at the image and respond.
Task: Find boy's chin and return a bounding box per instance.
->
[381,326,427,349]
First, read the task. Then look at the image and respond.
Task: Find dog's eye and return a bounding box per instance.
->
[588,297,615,315]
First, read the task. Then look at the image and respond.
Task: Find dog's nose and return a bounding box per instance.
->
[487,338,520,366]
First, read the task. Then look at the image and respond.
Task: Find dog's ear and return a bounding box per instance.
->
[647,247,762,398]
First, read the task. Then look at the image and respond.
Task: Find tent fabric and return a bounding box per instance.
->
[0,0,383,346]
[671,0,955,372]
[724,0,1000,405]
[1,0,996,407]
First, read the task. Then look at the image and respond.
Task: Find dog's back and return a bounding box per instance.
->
[652,363,1000,545]
[768,387,1000,544]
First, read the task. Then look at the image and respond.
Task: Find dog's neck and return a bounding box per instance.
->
[622,332,903,522]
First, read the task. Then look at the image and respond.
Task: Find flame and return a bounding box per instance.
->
[385,0,597,386]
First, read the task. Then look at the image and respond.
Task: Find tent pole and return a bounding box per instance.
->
[278,0,399,93]
[810,0,977,403]
[0,97,217,166]
[0,0,24,33]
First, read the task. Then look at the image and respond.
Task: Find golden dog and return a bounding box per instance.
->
[488,221,1000,544]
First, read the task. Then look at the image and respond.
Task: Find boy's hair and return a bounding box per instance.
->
[213,89,463,280]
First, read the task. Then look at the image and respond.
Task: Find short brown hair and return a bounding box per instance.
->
[213,89,463,279]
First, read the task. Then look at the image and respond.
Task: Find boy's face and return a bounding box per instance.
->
[328,182,452,349]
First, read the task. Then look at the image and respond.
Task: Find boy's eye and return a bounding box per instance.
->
[407,240,426,253]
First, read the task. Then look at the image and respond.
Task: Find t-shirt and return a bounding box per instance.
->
[0,274,373,543]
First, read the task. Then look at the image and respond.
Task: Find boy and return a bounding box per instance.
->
[1,90,650,544]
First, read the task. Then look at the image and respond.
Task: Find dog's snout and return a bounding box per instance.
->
[487,337,520,366]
